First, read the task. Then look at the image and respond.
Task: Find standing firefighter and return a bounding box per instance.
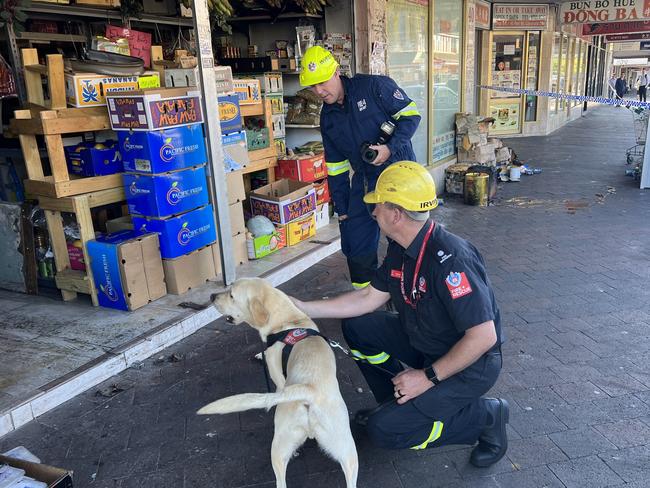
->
[292,162,508,467]
[299,46,421,289]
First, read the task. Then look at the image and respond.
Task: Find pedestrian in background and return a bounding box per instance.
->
[638,70,648,102]
[615,75,626,107]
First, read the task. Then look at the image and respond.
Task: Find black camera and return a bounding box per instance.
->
[361,120,396,163]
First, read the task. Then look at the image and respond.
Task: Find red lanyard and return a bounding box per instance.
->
[400,221,435,308]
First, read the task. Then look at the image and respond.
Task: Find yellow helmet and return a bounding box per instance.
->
[363,161,438,212]
[299,46,339,86]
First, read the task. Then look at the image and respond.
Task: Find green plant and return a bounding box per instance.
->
[0,0,32,34]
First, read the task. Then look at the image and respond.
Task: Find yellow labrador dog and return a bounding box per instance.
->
[198,277,358,488]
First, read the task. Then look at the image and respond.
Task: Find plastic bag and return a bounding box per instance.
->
[0,53,17,99]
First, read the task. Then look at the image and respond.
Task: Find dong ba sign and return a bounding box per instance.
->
[561,1,650,24]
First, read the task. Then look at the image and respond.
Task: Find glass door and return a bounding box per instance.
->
[489,32,525,135]
[386,0,429,165]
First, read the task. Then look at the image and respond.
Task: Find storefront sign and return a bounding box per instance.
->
[489,101,520,134]
[641,40,650,48]
[583,20,650,36]
[561,2,650,25]
[475,0,491,30]
[606,32,650,41]
[613,57,648,65]
[492,4,549,30]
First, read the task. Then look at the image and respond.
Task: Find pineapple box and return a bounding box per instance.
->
[66,72,160,108]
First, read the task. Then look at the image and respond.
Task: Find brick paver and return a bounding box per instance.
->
[2,105,650,487]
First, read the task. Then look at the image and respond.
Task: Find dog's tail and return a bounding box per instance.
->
[197,384,314,415]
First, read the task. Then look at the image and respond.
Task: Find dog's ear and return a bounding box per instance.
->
[250,297,269,325]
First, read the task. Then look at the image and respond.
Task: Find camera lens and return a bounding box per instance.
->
[362,147,378,163]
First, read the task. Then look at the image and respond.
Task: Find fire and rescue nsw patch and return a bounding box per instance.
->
[283,328,308,345]
[445,272,472,299]
[393,89,405,100]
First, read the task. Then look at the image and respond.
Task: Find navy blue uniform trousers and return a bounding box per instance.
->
[342,311,502,450]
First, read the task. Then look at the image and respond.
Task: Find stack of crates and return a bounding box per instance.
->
[255,72,286,158]
[107,88,220,294]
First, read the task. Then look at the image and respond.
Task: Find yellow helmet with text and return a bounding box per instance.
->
[363,161,438,212]
[299,46,339,86]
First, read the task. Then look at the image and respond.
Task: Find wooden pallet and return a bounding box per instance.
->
[242,99,277,183]
[10,49,122,198]
[30,187,126,305]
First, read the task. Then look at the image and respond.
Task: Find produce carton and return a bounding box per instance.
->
[131,204,217,259]
[65,71,159,108]
[107,87,203,131]
[247,227,286,259]
[86,231,166,311]
[64,140,123,177]
[233,78,262,105]
[118,124,207,174]
[279,212,316,246]
[275,153,326,182]
[218,94,243,134]
[249,179,316,224]
[123,165,209,218]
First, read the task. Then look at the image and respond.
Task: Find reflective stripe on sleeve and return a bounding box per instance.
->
[352,281,371,289]
[326,160,351,176]
[392,101,420,119]
[350,349,390,364]
[410,421,444,450]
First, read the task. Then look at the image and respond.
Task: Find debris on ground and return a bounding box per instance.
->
[95,383,126,398]
[565,200,589,213]
[153,353,184,364]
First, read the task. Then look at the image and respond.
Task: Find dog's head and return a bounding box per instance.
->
[211,278,272,329]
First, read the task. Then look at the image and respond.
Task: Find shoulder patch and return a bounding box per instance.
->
[393,89,405,100]
[445,272,472,299]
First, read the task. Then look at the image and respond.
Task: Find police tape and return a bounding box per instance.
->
[479,85,649,110]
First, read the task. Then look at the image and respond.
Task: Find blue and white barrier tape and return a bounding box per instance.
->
[479,85,649,109]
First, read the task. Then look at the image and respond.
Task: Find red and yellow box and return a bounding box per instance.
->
[275,154,327,183]
[314,178,330,205]
[279,212,316,246]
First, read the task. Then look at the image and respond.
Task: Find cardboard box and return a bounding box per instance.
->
[123,165,209,218]
[163,243,219,294]
[218,94,243,135]
[232,232,248,265]
[272,58,297,71]
[246,128,270,151]
[226,171,245,204]
[233,78,262,105]
[164,68,197,88]
[65,71,159,108]
[214,66,234,94]
[274,137,286,158]
[266,94,284,114]
[272,114,285,138]
[246,227,286,259]
[143,0,176,15]
[118,124,207,174]
[457,144,497,165]
[222,131,250,171]
[315,202,330,229]
[249,179,316,224]
[445,163,473,195]
[131,204,217,259]
[64,140,123,177]
[279,212,316,246]
[228,201,246,236]
[275,154,326,182]
[86,231,166,311]
[0,455,72,488]
[106,215,133,233]
[255,72,283,93]
[314,178,330,205]
[107,87,203,131]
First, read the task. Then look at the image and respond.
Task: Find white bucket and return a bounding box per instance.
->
[509,166,521,181]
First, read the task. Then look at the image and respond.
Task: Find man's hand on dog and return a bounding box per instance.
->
[391,368,434,405]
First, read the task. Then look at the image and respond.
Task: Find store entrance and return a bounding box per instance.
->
[489,32,525,135]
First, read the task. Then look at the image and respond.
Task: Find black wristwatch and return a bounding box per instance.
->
[424,365,440,386]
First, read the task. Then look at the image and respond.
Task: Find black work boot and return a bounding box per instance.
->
[469,398,509,467]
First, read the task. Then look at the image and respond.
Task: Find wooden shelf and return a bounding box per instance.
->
[238,155,277,175]
[228,12,322,22]
[15,32,87,43]
[240,103,265,117]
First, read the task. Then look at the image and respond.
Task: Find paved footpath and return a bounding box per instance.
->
[3,105,650,487]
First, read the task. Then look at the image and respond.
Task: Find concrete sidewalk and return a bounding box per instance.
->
[2,105,650,487]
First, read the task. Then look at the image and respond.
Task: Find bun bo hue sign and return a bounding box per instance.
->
[561,1,650,24]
